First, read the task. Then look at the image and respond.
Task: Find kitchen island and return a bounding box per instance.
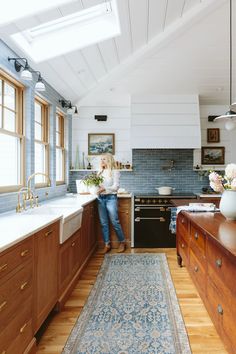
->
[172,198,236,354]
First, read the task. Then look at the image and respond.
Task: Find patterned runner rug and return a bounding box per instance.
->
[63,253,191,354]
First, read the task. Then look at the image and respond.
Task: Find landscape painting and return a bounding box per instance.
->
[201,146,225,165]
[88,133,115,155]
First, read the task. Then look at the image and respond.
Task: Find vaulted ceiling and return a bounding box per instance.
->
[1,0,235,105]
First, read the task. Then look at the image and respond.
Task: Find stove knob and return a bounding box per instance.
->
[164,199,168,203]
[158,199,162,203]
[141,199,145,204]
[152,199,156,204]
[147,199,151,204]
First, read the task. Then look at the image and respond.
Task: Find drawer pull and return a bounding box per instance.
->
[181,243,185,248]
[181,218,185,224]
[194,232,199,240]
[0,301,7,311]
[215,259,222,268]
[217,304,223,315]
[21,249,29,257]
[0,263,7,272]
[71,242,76,247]
[20,281,28,290]
[45,230,53,237]
[194,266,199,272]
[20,322,27,333]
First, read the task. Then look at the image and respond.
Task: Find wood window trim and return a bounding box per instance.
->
[34,97,49,188]
[56,112,65,184]
[0,70,25,193]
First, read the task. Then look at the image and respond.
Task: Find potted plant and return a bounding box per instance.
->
[83,173,104,194]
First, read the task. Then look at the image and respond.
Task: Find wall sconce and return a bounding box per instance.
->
[59,99,78,116]
[31,71,46,92]
[8,56,46,92]
[8,57,32,80]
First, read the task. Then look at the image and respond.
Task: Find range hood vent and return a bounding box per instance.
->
[130,95,201,149]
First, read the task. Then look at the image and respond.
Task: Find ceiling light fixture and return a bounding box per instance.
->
[214,0,236,130]
[8,57,32,80]
[59,99,78,116]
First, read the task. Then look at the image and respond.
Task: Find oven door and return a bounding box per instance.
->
[134,205,175,248]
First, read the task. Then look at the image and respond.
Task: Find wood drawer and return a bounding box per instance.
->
[178,236,188,266]
[190,224,205,258]
[118,198,130,209]
[189,249,206,297]
[0,299,33,354]
[0,261,33,329]
[207,237,236,297]
[0,238,33,280]
[177,214,189,242]
[206,278,236,354]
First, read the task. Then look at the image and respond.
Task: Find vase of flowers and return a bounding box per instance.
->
[83,173,103,195]
[209,164,236,220]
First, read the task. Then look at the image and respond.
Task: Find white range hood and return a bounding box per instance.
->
[130,94,201,149]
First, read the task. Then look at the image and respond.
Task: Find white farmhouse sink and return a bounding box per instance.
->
[25,205,83,243]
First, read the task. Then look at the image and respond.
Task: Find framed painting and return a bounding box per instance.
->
[88,133,115,155]
[201,146,225,165]
[207,128,220,143]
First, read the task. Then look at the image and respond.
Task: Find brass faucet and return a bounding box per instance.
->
[16,186,35,213]
[16,173,51,213]
[27,172,51,192]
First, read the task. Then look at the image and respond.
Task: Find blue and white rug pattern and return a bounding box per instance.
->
[63,253,191,354]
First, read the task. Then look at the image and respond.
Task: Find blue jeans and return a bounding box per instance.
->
[97,194,125,245]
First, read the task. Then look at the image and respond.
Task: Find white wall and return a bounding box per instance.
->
[193,105,236,169]
[72,93,131,169]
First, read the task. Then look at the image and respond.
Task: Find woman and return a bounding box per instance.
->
[97,153,126,253]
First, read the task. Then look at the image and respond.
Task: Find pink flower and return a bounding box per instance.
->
[209,171,222,183]
[210,181,224,193]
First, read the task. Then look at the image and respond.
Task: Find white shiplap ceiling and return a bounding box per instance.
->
[1,0,234,105]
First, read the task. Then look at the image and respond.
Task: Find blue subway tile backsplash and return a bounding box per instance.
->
[69,149,209,194]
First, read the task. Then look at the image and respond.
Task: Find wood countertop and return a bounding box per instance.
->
[172,198,236,258]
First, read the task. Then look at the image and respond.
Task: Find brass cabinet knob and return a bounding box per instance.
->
[45,230,53,237]
[217,304,223,315]
[0,300,7,311]
[194,232,199,240]
[194,266,199,272]
[20,281,28,290]
[181,243,185,248]
[20,249,29,257]
[20,323,27,333]
[215,259,222,268]
[0,263,7,272]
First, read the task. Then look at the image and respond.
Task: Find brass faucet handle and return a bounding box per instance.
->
[22,193,27,210]
[35,196,39,207]
[16,203,22,213]
[30,196,34,208]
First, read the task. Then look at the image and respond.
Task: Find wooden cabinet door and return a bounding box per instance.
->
[81,205,90,262]
[34,222,59,332]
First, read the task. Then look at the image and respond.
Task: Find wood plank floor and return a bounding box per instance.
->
[36,248,227,354]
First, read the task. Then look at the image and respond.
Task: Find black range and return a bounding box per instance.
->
[133,193,196,248]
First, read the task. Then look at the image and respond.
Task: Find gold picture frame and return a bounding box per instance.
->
[201,146,225,165]
[88,133,115,155]
[207,128,220,143]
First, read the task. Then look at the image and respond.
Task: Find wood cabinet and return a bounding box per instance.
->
[34,221,59,332]
[96,197,131,249]
[58,201,97,309]
[0,237,36,354]
[176,210,236,354]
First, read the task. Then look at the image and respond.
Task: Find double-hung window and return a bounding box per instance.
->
[34,97,49,186]
[0,70,24,192]
[56,112,65,184]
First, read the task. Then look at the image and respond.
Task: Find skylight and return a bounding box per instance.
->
[10,0,120,63]
[0,0,74,26]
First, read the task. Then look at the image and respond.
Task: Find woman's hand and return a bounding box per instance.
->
[97,187,106,195]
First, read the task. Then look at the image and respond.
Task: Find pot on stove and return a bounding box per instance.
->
[155,186,175,195]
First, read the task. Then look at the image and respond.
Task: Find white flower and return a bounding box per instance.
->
[231,178,236,191]
[225,163,236,180]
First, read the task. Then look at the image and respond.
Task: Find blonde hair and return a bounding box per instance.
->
[98,153,116,175]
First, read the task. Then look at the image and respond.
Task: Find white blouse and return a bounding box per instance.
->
[99,169,120,194]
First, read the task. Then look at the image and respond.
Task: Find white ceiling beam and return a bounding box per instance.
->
[78,0,227,105]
